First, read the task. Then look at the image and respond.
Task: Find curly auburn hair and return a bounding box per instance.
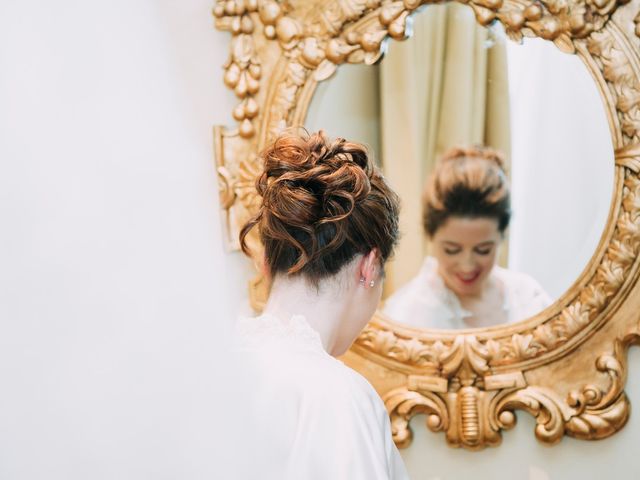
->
[423,145,511,237]
[240,130,400,284]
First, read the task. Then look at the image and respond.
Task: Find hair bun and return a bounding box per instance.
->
[240,129,400,282]
[257,130,372,228]
[440,145,506,173]
[423,144,511,237]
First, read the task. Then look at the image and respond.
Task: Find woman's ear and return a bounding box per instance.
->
[358,249,379,287]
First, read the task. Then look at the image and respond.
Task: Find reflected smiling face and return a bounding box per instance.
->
[432,216,503,297]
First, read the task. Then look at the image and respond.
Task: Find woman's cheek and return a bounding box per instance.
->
[438,254,457,273]
[478,252,497,275]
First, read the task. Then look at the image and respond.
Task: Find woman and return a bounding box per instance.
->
[384,146,551,329]
[235,130,409,479]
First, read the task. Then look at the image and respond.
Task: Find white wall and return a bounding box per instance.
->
[0,1,251,478]
[0,2,637,479]
[306,63,381,161]
[507,38,614,299]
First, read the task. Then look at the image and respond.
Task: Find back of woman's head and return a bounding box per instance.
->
[423,146,510,237]
[240,130,400,284]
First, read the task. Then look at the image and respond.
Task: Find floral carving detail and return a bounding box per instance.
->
[214,0,262,138]
[296,0,633,73]
[496,338,634,445]
[384,388,449,448]
[264,61,310,143]
[214,0,292,138]
[439,335,490,379]
[217,165,236,210]
[357,326,439,366]
[565,343,630,439]
[382,335,638,449]
[588,28,640,142]
[235,154,263,214]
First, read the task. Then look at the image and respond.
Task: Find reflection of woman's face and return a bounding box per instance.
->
[431,216,502,297]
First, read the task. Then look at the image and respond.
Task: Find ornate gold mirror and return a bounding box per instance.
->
[214,0,640,450]
[305,14,615,331]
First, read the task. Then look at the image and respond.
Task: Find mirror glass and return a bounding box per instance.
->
[305,4,614,329]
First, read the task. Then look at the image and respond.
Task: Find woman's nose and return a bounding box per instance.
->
[460,253,477,272]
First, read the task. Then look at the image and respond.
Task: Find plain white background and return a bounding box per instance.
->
[0,1,250,478]
[0,1,637,479]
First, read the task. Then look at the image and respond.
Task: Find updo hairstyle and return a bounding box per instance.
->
[240,130,400,285]
[423,146,511,237]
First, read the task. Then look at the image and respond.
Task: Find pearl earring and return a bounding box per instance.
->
[370,280,375,287]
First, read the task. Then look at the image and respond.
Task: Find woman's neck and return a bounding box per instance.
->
[262,275,349,355]
[457,273,508,327]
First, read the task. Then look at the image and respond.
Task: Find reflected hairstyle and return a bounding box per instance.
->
[423,146,511,237]
[240,129,400,284]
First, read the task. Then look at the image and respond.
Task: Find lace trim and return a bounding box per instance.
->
[234,313,325,352]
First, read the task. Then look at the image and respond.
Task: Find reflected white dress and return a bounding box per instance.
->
[233,313,409,480]
[384,257,552,329]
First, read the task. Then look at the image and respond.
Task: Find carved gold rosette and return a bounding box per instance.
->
[214,0,640,449]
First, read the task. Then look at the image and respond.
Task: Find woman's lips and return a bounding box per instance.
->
[456,271,481,285]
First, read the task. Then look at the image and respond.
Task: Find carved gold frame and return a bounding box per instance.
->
[213,0,640,449]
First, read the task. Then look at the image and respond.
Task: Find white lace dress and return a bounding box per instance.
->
[233,313,409,480]
[383,257,552,329]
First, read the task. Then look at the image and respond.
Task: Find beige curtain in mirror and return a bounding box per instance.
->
[380,4,511,296]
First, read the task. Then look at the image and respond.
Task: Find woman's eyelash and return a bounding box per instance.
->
[443,247,493,255]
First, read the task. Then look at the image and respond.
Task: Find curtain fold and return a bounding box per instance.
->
[380,4,511,295]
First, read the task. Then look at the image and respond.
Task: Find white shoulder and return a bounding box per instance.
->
[383,257,455,328]
[290,356,388,418]
[234,315,409,479]
[284,361,409,480]
[503,269,550,298]
[497,268,553,318]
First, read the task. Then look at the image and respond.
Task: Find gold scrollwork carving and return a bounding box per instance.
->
[382,330,638,448]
